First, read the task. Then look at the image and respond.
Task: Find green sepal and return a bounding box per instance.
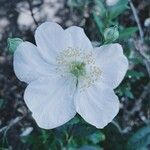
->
[7,38,23,54]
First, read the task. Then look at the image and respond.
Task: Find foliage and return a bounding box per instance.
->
[126,125,150,150]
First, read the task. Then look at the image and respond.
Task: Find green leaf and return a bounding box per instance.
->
[88,131,105,144]
[93,0,106,17]
[71,124,97,137]
[116,83,134,99]
[127,70,145,79]
[7,38,23,54]
[103,124,126,150]
[129,57,143,65]
[0,99,4,108]
[108,0,128,20]
[126,125,150,150]
[68,116,80,125]
[119,27,138,39]
[92,12,104,35]
[124,87,134,99]
[0,99,6,109]
[40,130,49,144]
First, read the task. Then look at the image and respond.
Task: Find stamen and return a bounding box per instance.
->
[56,47,102,90]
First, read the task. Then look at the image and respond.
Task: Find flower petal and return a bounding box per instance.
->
[13,42,55,84]
[24,77,76,129]
[94,43,128,88]
[74,83,119,128]
[65,26,93,51]
[35,22,72,64]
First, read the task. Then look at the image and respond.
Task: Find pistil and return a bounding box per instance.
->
[69,61,86,78]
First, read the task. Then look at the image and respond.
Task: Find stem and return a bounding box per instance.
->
[129,0,144,42]
[27,0,38,26]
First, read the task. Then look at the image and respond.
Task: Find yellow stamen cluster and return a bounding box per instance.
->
[56,47,102,90]
[56,47,80,65]
[80,66,101,90]
[81,52,95,64]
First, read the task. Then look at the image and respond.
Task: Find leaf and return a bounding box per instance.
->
[124,87,134,99]
[119,27,138,39]
[40,129,49,144]
[68,116,80,125]
[129,57,143,65]
[127,70,145,79]
[0,99,6,109]
[7,38,23,54]
[71,124,97,137]
[116,83,134,99]
[0,99,4,108]
[92,12,104,35]
[93,0,106,17]
[126,125,150,150]
[103,124,126,150]
[108,0,128,20]
[88,131,105,144]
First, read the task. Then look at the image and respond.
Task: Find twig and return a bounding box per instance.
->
[0,116,23,133]
[132,39,150,77]
[129,82,150,115]
[144,60,150,77]
[129,0,144,42]
[27,0,38,26]
[111,121,132,134]
[129,0,150,77]
[111,121,122,133]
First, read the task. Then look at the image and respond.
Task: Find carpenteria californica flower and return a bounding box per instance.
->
[13,22,128,129]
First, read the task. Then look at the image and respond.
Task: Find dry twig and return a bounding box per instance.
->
[0,117,23,133]
[27,0,38,26]
[129,0,144,42]
[129,0,150,77]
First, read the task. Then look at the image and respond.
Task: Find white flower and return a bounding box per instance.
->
[106,0,119,6]
[13,22,128,129]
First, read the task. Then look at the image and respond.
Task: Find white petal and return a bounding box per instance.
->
[75,83,119,128]
[94,43,128,88]
[13,42,55,84]
[35,22,72,64]
[24,77,76,129]
[65,26,93,51]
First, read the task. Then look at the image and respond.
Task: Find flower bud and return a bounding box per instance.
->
[104,26,119,43]
[7,38,23,54]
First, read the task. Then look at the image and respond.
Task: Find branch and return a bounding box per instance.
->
[129,1,150,77]
[129,82,150,115]
[132,39,150,77]
[111,121,132,134]
[27,0,38,26]
[0,116,23,133]
[129,0,144,42]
